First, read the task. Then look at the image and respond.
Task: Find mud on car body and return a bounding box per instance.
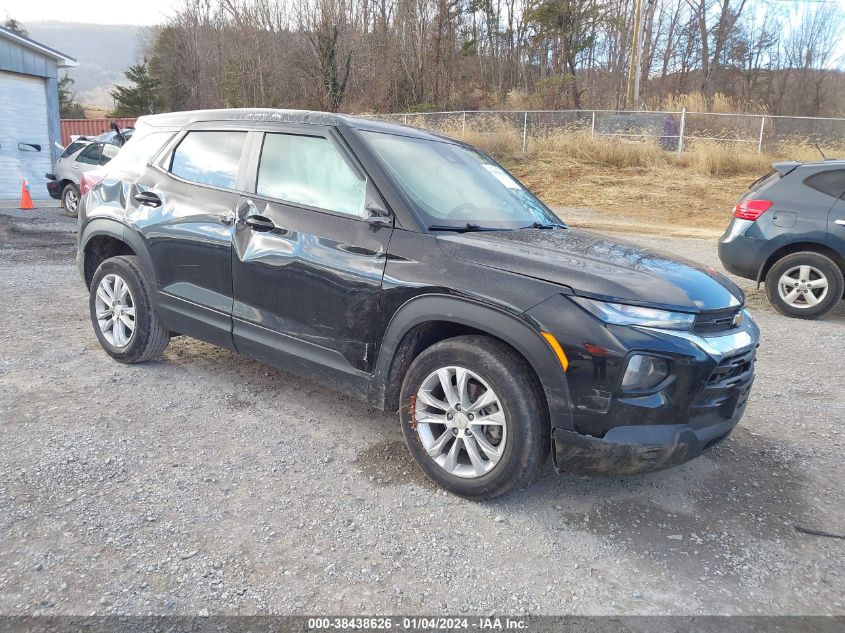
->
[76,108,759,500]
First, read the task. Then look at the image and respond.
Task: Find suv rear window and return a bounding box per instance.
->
[60,141,88,159]
[747,171,779,193]
[170,131,246,190]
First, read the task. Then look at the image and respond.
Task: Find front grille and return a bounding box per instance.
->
[693,307,742,335]
[692,347,756,419]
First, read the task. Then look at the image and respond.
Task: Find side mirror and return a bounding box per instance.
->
[365,205,392,226]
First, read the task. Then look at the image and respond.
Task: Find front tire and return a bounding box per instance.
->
[89,256,170,363]
[399,335,548,500]
[765,252,843,319]
[62,183,80,217]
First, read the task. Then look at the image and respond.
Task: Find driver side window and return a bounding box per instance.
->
[256,133,366,218]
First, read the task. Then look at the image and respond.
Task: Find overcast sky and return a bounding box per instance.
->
[4,0,179,26]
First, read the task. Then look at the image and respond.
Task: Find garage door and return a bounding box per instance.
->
[0,71,53,200]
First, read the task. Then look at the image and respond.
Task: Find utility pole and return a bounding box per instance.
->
[625,0,644,109]
[632,0,647,107]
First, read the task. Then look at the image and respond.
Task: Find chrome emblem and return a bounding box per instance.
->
[732,311,744,327]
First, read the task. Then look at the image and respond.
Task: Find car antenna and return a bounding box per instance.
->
[815,143,827,160]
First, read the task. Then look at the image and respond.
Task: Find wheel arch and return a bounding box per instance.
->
[368,294,573,430]
[759,241,845,284]
[80,219,156,289]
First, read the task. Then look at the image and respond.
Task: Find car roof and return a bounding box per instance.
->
[137,108,449,142]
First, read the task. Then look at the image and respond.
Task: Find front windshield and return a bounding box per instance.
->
[360,130,562,230]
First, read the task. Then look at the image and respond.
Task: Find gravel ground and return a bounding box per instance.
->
[0,205,842,616]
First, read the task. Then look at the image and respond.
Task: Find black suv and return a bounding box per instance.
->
[719,160,845,318]
[77,109,759,499]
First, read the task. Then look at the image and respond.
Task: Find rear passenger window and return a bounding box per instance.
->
[170,131,246,189]
[804,170,845,198]
[256,133,366,217]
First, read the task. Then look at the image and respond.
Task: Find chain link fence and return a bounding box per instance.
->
[368,110,845,156]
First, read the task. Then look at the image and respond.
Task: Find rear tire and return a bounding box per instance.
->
[765,252,843,319]
[89,256,170,363]
[62,183,80,218]
[399,335,548,500]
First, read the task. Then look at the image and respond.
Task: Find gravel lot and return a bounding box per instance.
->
[0,205,842,616]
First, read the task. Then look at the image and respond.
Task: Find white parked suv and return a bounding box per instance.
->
[45,140,120,216]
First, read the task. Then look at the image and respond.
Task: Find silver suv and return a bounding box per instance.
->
[46,141,120,216]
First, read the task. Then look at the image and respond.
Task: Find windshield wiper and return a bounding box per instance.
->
[427,223,505,233]
[522,222,566,230]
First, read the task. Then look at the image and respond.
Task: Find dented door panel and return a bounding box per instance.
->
[231,195,392,376]
[123,171,240,350]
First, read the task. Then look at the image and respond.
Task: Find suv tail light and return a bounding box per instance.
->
[733,199,772,221]
[80,170,105,196]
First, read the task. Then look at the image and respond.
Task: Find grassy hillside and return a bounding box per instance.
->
[26,22,145,108]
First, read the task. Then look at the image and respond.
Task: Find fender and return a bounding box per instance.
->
[78,218,158,289]
[368,294,574,430]
[754,234,838,285]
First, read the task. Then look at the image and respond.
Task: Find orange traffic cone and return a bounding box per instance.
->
[19,179,34,210]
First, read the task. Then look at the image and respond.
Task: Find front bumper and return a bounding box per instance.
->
[524,294,759,476]
[553,406,743,476]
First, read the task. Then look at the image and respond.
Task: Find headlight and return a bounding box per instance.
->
[571,296,695,331]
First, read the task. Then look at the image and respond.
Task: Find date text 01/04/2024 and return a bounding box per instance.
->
[307,617,528,629]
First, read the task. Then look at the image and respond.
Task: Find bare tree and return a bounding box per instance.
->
[134,0,845,116]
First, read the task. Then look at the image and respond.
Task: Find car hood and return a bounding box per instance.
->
[436,228,744,312]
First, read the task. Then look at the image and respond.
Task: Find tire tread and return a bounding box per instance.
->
[90,255,170,363]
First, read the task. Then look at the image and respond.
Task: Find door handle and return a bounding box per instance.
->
[835,220,845,226]
[134,191,161,207]
[244,215,276,232]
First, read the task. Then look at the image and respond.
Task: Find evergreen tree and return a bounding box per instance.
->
[58,74,85,118]
[3,18,28,37]
[109,60,161,117]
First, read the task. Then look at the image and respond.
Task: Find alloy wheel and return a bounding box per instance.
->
[777,265,829,309]
[94,274,136,347]
[414,366,507,478]
[64,189,78,213]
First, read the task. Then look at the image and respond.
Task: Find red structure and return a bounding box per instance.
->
[60,118,137,146]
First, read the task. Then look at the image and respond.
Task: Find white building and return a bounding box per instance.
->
[0,25,76,200]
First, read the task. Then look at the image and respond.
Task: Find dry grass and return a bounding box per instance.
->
[649,91,768,115]
[426,121,843,232]
[82,105,111,119]
[678,140,772,176]
[506,137,752,231]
